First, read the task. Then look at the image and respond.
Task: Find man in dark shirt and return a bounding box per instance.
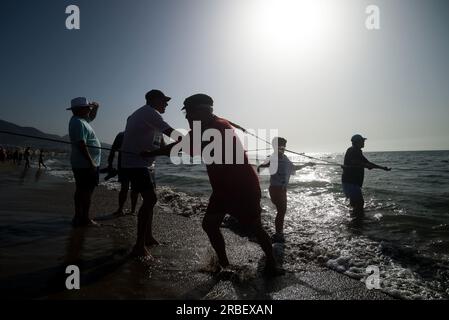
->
[107,131,138,215]
[342,134,391,215]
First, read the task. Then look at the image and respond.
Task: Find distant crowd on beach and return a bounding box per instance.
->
[0,146,48,169]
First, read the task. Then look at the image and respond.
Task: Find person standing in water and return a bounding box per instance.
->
[38,149,47,169]
[24,147,31,169]
[107,131,138,215]
[257,137,315,243]
[67,97,101,227]
[121,89,178,258]
[342,134,391,215]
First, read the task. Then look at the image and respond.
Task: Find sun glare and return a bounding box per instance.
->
[247,0,337,60]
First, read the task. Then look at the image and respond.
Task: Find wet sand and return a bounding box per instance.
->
[0,164,393,300]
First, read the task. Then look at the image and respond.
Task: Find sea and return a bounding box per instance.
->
[37,150,449,299]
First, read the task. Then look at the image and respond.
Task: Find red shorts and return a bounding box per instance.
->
[206,189,262,225]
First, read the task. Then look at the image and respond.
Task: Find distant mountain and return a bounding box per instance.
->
[0,119,110,151]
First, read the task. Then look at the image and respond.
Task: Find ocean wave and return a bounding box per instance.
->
[39,152,449,299]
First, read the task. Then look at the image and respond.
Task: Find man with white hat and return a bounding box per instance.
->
[342,134,391,215]
[67,97,101,227]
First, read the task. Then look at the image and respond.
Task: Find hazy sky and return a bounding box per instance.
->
[1,0,448,152]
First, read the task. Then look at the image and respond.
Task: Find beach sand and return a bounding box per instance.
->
[0,164,393,300]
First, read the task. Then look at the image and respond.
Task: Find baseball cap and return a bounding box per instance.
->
[351,134,367,142]
[145,90,171,102]
[181,94,214,111]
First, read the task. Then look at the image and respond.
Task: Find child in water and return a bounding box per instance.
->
[258,137,315,243]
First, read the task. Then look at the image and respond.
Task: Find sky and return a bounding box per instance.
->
[0,0,448,152]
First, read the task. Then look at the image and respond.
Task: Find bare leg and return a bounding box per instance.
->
[270,187,287,235]
[81,188,96,225]
[145,198,159,246]
[250,220,277,264]
[114,181,129,215]
[352,197,365,216]
[132,189,157,256]
[202,213,229,267]
[274,200,287,235]
[130,190,138,213]
[249,219,284,276]
[73,188,83,226]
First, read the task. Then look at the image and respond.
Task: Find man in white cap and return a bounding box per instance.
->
[342,134,391,215]
[121,89,177,258]
[67,97,101,227]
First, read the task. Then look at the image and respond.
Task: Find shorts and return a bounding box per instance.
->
[342,183,363,203]
[121,168,156,193]
[117,168,136,190]
[206,189,262,225]
[269,185,287,210]
[72,167,99,190]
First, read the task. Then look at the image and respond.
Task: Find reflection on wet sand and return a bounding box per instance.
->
[19,167,29,184]
[35,168,43,182]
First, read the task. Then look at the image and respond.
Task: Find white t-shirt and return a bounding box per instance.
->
[121,105,171,168]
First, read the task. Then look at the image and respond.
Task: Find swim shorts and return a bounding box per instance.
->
[206,189,262,225]
[121,168,156,193]
[72,167,99,190]
[342,183,363,203]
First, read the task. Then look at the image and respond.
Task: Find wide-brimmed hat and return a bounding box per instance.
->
[66,97,93,110]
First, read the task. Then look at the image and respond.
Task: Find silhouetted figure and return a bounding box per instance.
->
[121,89,176,258]
[107,131,138,215]
[13,149,18,165]
[67,97,101,227]
[35,168,43,182]
[0,147,5,163]
[38,149,47,169]
[342,134,391,215]
[257,137,314,243]
[24,147,31,169]
[142,94,283,276]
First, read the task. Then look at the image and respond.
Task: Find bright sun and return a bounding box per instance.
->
[247,0,337,60]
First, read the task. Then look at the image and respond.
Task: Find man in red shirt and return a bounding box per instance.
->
[142,94,281,275]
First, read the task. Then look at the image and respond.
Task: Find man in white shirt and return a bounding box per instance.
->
[121,90,176,258]
[257,137,314,243]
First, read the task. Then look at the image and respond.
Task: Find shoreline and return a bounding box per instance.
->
[0,164,393,300]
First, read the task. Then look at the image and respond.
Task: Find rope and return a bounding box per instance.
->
[227,120,342,166]
[0,130,136,155]
[246,148,273,152]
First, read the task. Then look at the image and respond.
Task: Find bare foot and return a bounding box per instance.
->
[72,218,100,228]
[87,219,101,227]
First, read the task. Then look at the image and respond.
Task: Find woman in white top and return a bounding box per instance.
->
[257,137,314,243]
